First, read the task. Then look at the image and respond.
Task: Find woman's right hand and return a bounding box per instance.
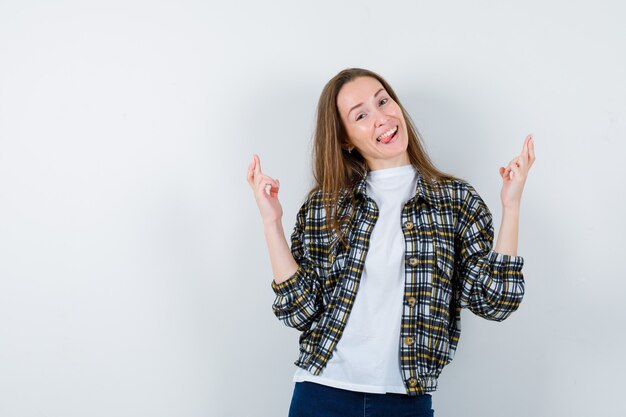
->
[247,154,283,224]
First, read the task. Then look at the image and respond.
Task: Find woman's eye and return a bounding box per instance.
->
[356,113,365,121]
[379,98,388,106]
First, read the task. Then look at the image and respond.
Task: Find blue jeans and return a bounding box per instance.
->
[288,381,435,417]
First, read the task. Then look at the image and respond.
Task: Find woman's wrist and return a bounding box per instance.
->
[263,217,284,233]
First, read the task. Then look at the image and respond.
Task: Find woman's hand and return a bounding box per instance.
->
[247,154,283,224]
[499,134,535,208]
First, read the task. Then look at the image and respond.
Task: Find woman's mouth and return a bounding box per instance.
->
[376,126,398,144]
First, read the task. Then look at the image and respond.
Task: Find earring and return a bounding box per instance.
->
[348,146,354,154]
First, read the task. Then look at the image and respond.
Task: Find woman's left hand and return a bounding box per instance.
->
[499,133,535,208]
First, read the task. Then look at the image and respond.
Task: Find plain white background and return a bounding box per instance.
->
[0,1,624,416]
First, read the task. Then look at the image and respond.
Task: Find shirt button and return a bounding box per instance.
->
[408,257,419,267]
[407,296,417,307]
[407,377,418,387]
[404,221,414,230]
[404,336,415,346]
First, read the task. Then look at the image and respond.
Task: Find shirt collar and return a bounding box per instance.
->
[350,166,442,207]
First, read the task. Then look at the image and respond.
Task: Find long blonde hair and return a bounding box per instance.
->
[306,68,464,246]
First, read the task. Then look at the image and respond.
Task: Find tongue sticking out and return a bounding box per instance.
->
[381,130,396,144]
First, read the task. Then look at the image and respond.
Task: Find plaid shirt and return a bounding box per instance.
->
[270,170,525,395]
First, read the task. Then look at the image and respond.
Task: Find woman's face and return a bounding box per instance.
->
[336,76,410,171]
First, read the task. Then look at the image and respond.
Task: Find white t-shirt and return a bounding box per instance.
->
[293,163,419,394]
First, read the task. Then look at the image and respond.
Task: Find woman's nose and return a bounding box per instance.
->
[376,113,389,127]
[373,107,389,126]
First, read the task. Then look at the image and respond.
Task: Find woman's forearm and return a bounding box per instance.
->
[263,219,299,285]
[494,204,520,256]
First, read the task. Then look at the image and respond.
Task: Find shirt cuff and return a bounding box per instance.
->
[487,249,525,271]
[271,265,303,296]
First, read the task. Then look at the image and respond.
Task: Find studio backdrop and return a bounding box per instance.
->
[0,1,624,416]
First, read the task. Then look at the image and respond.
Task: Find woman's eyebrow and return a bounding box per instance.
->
[348,88,385,116]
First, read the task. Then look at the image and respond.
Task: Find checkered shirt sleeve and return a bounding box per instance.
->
[270,200,324,331]
[454,186,525,322]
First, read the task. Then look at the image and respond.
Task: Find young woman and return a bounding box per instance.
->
[247,68,535,417]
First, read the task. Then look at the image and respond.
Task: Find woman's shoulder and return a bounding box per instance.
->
[435,176,485,202]
[293,187,355,228]
[295,188,336,217]
[299,185,354,206]
[433,177,491,224]
[299,188,331,207]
